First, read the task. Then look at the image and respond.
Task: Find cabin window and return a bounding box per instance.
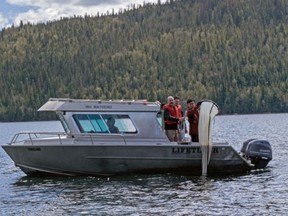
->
[102,114,137,133]
[89,114,108,132]
[73,114,137,134]
[73,114,100,133]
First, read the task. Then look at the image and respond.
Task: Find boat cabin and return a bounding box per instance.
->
[38,98,168,140]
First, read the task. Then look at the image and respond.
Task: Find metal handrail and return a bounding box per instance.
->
[69,132,127,145]
[9,131,127,145]
[9,132,67,145]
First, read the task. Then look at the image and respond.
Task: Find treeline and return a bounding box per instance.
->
[0,0,287,121]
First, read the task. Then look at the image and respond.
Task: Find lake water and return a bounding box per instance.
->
[1,114,288,215]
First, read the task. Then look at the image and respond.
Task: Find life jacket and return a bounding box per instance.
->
[175,105,182,118]
[163,104,178,125]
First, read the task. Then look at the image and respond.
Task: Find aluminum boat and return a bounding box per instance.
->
[1,98,272,176]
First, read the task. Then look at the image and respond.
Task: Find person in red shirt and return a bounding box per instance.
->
[186,99,200,142]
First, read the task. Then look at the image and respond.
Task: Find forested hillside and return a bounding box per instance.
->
[0,0,287,121]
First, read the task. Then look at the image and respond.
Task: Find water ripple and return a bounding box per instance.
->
[1,114,288,215]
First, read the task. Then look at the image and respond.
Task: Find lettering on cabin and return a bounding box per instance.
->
[85,105,113,109]
[172,147,219,154]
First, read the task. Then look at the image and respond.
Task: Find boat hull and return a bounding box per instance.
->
[2,143,253,176]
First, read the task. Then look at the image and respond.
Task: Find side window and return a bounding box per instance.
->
[73,114,137,134]
[89,114,108,132]
[73,114,108,133]
[102,114,137,133]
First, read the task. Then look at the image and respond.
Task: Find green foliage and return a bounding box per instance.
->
[0,0,287,121]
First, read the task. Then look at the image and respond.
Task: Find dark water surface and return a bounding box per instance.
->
[1,114,288,215]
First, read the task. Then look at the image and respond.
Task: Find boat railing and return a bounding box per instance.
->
[9,132,67,145]
[9,131,127,145]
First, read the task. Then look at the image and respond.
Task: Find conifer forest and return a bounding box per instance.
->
[0,0,287,121]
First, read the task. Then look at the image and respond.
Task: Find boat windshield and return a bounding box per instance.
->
[157,111,164,128]
[72,114,137,134]
[57,112,71,133]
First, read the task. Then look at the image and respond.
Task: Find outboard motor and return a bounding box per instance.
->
[241,139,272,169]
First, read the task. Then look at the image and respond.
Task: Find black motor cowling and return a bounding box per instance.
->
[241,139,272,169]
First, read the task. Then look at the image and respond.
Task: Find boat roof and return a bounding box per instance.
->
[38,98,161,112]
